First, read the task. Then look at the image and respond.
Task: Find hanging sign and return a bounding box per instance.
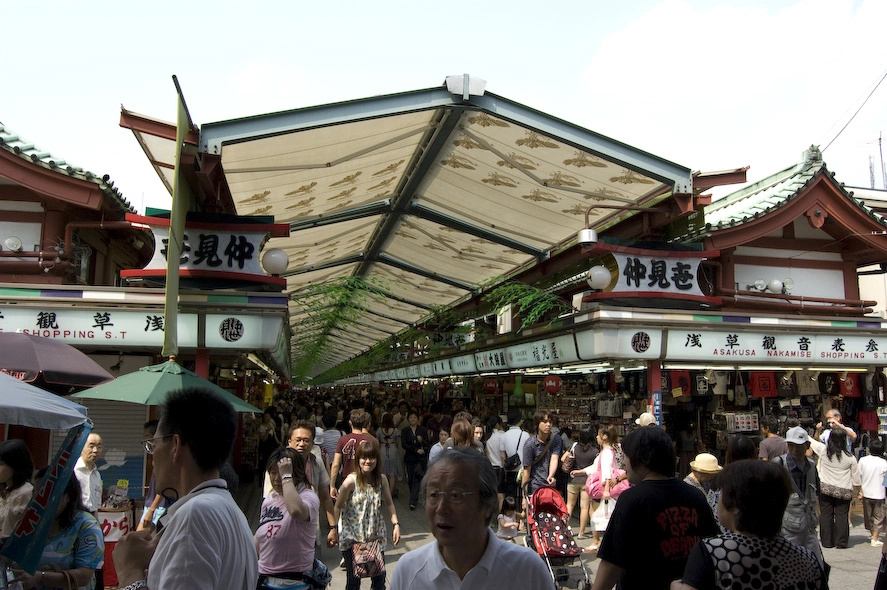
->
[543,374,562,394]
[505,334,579,368]
[484,378,499,394]
[475,348,508,371]
[120,214,289,288]
[611,252,705,297]
[666,330,887,365]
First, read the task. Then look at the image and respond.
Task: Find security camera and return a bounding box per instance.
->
[578,228,598,247]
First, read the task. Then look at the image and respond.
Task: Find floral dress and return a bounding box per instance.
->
[338,481,387,551]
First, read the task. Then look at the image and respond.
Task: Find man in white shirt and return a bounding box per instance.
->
[857,439,887,546]
[74,433,104,514]
[815,409,856,452]
[500,410,526,500]
[485,415,506,507]
[113,387,258,590]
[389,448,552,590]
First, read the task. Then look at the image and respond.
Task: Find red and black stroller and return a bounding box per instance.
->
[526,485,592,590]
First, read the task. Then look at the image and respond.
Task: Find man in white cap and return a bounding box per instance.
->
[635,412,656,427]
[773,426,823,565]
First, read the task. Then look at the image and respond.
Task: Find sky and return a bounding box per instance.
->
[3,0,886,214]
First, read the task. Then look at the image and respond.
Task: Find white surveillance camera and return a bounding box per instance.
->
[578,228,598,247]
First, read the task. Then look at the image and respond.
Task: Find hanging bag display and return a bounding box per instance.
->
[734,371,748,406]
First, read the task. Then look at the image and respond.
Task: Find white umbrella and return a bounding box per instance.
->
[0,372,88,430]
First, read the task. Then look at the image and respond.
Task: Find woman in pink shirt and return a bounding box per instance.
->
[255,448,323,589]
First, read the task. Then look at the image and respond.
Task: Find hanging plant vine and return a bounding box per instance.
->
[481,281,572,333]
[290,275,394,381]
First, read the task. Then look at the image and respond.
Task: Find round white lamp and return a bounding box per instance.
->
[767,278,784,294]
[587,265,611,290]
[262,248,289,276]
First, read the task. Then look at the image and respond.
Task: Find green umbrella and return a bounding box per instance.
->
[71,360,262,413]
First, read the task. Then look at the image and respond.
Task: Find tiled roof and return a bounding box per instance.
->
[675,146,887,242]
[0,122,136,214]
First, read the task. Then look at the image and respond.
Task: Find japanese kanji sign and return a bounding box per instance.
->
[666,330,887,365]
[611,252,704,297]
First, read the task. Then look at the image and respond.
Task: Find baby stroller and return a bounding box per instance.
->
[526,485,592,590]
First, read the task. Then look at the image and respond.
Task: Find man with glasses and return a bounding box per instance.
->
[389,447,552,589]
[113,387,258,590]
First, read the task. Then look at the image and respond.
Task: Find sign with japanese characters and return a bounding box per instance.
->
[120,214,289,287]
[419,359,451,377]
[0,306,198,347]
[204,315,287,350]
[574,328,663,360]
[475,348,508,371]
[612,252,704,296]
[0,307,284,351]
[666,330,887,365]
[450,354,477,374]
[505,334,579,369]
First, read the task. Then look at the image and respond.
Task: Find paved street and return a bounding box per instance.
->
[240,479,883,589]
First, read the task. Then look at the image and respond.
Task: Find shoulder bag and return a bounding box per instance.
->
[504,431,525,471]
[561,442,577,474]
[586,447,630,499]
[352,539,385,578]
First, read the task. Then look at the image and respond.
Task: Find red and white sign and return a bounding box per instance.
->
[543,375,562,394]
[484,378,499,394]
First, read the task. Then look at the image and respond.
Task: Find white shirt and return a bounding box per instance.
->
[819,425,856,453]
[858,455,887,500]
[486,430,505,468]
[74,457,102,513]
[389,527,553,590]
[149,479,258,590]
[500,426,526,469]
[428,442,446,466]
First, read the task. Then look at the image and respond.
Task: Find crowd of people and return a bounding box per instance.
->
[4,387,887,589]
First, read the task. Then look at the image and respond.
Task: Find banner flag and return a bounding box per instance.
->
[162,75,196,360]
[1,422,93,573]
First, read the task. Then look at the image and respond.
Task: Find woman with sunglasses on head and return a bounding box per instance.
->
[255,447,326,590]
[333,439,400,590]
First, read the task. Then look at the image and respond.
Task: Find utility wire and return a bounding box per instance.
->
[823,69,887,153]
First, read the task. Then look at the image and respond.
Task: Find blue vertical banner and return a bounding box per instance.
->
[1,422,93,573]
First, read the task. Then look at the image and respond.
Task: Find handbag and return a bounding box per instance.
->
[561,442,577,474]
[352,539,385,578]
[820,482,853,501]
[504,432,525,471]
[591,497,616,531]
[586,448,630,499]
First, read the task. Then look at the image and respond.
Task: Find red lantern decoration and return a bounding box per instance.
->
[543,374,562,394]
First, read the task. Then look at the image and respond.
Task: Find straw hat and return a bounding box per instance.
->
[689,453,722,474]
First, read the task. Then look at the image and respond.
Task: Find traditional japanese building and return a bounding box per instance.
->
[0,121,290,490]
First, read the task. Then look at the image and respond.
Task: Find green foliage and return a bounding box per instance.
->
[290,276,394,381]
[481,281,571,333]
